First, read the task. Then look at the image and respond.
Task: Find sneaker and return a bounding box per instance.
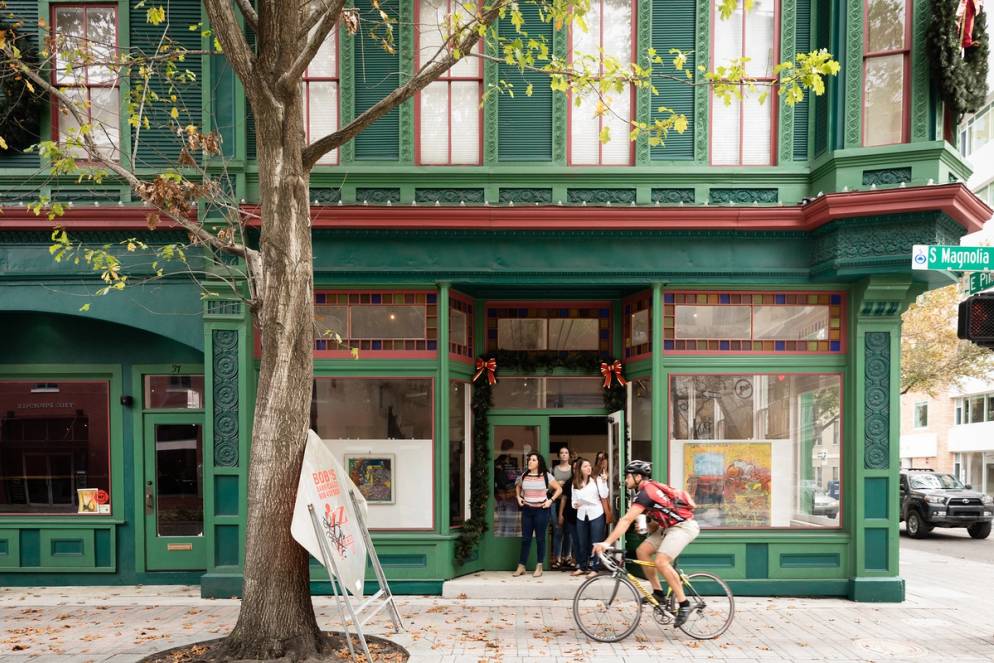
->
[674,604,691,628]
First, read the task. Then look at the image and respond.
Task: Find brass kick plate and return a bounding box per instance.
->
[167,543,193,551]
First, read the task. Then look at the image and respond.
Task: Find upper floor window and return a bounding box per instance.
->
[303,24,339,165]
[53,4,120,160]
[314,291,438,355]
[570,0,634,165]
[863,0,910,146]
[486,303,612,355]
[710,0,777,165]
[960,105,994,158]
[955,393,994,425]
[418,0,482,165]
[913,401,928,428]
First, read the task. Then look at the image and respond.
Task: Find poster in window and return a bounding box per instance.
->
[683,443,771,527]
[345,454,395,504]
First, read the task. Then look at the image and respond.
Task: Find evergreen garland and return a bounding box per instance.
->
[454,352,627,565]
[0,17,45,152]
[927,2,990,117]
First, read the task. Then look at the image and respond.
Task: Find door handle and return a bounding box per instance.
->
[145,481,154,514]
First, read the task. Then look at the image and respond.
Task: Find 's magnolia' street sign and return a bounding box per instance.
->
[912,245,994,271]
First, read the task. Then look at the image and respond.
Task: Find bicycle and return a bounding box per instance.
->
[572,547,735,642]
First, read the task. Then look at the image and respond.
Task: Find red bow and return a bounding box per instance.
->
[600,361,627,389]
[473,358,497,384]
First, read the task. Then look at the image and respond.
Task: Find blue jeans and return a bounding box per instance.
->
[575,514,606,571]
[551,503,573,560]
[519,506,550,566]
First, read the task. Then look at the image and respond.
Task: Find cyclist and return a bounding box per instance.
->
[593,460,700,627]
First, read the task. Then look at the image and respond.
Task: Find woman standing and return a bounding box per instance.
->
[558,457,582,571]
[513,453,562,577]
[550,446,574,570]
[571,458,609,577]
[594,451,615,526]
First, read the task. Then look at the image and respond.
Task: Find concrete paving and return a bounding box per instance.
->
[2,544,993,662]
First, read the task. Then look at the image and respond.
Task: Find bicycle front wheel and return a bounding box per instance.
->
[679,572,735,640]
[572,574,644,643]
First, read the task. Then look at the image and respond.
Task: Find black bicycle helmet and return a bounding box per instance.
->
[625,459,652,478]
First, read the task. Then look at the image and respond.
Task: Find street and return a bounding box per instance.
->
[900,523,994,564]
[2,536,994,662]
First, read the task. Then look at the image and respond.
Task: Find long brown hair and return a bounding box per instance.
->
[573,458,593,490]
[594,451,609,478]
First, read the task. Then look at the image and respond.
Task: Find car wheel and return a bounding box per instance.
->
[967,521,992,539]
[907,510,932,539]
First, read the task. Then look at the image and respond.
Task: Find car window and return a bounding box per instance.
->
[909,473,965,490]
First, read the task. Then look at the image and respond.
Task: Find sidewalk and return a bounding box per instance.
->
[2,545,993,662]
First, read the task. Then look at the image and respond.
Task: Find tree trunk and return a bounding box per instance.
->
[220,86,323,659]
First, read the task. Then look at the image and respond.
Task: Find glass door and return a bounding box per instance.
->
[486,416,548,570]
[608,409,627,514]
[143,414,206,571]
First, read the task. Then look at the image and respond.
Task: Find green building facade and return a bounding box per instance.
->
[0,0,991,601]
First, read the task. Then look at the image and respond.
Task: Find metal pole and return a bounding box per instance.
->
[349,489,405,631]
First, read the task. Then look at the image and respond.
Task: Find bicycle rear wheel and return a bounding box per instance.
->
[678,572,735,640]
[572,574,643,643]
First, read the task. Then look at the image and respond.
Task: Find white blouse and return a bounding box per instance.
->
[572,476,609,522]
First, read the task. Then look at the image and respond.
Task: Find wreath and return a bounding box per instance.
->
[927,0,990,118]
[0,18,45,152]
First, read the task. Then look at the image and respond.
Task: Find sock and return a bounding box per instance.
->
[679,599,690,608]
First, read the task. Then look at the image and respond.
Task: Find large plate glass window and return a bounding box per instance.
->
[669,374,842,528]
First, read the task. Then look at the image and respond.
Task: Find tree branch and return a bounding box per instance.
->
[235,0,260,33]
[302,5,501,168]
[203,0,257,91]
[278,0,346,95]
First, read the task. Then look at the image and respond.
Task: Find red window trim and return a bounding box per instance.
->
[566,0,637,166]
[304,25,340,165]
[861,0,912,146]
[414,0,484,166]
[708,0,781,167]
[50,3,120,158]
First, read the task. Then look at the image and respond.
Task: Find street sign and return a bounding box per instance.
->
[912,245,994,271]
[969,271,994,295]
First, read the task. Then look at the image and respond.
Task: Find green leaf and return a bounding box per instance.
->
[79,303,91,312]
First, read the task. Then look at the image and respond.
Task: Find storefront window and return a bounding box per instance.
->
[491,377,604,409]
[312,378,433,529]
[450,381,469,527]
[670,374,842,528]
[144,375,204,409]
[0,381,110,515]
[631,378,652,462]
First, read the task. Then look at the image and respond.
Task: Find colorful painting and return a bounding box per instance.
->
[345,454,395,504]
[683,443,772,527]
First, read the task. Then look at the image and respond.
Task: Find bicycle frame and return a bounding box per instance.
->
[599,552,692,611]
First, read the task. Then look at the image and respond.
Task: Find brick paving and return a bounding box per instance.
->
[1,545,993,662]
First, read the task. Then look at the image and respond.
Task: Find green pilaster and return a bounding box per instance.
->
[910,0,930,141]
[635,0,652,166]
[340,18,356,164]
[399,0,415,163]
[484,39,499,166]
[201,296,253,597]
[552,25,568,165]
[437,284,451,534]
[849,277,919,602]
[651,283,666,476]
[693,0,710,162]
[843,0,863,148]
[779,0,797,163]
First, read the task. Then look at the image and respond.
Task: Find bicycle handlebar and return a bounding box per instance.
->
[596,547,625,571]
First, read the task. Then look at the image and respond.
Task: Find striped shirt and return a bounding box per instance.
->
[517,472,553,506]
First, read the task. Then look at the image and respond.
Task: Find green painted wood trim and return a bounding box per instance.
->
[399,0,414,163]
[340,15,356,164]
[651,284,665,476]
[849,576,905,602]
[552,25,568,165]
[910,0,930,141]
[484,39,498,166]
[693,0,710,162]
[437,284,451,535]
[769,543,848,579]
[844,0,863,147]
[779,0,797,163]
[39,529,94,568]
[635,0,652,166]
[0,529,21,568]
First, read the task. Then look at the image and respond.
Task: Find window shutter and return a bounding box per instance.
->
[130,0,202,167]
[354,0,401,160]
[497,4,553,161]
[245,27,257,160]
[0,1,40,168]
[793,0,811,160]
[651,0,695,160]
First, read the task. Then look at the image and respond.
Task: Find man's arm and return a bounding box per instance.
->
[593,502,645,555]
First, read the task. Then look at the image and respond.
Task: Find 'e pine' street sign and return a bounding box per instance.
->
[912,245,994,272]
[968,271,994,295]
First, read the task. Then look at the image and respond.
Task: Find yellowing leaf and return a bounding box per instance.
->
[170,107,179,120]
[79,303,91,312]
[599,126,610,144]
[0,136,8,151]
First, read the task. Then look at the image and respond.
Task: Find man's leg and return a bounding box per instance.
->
[654,552,685,602]
[635,538,662,592]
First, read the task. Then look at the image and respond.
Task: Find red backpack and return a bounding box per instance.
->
[640,480,695,527]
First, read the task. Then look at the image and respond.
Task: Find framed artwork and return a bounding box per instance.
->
[683,442,772,527]
[345,454,396,504]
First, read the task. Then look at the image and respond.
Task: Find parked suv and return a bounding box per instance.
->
[899,469,993,539]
